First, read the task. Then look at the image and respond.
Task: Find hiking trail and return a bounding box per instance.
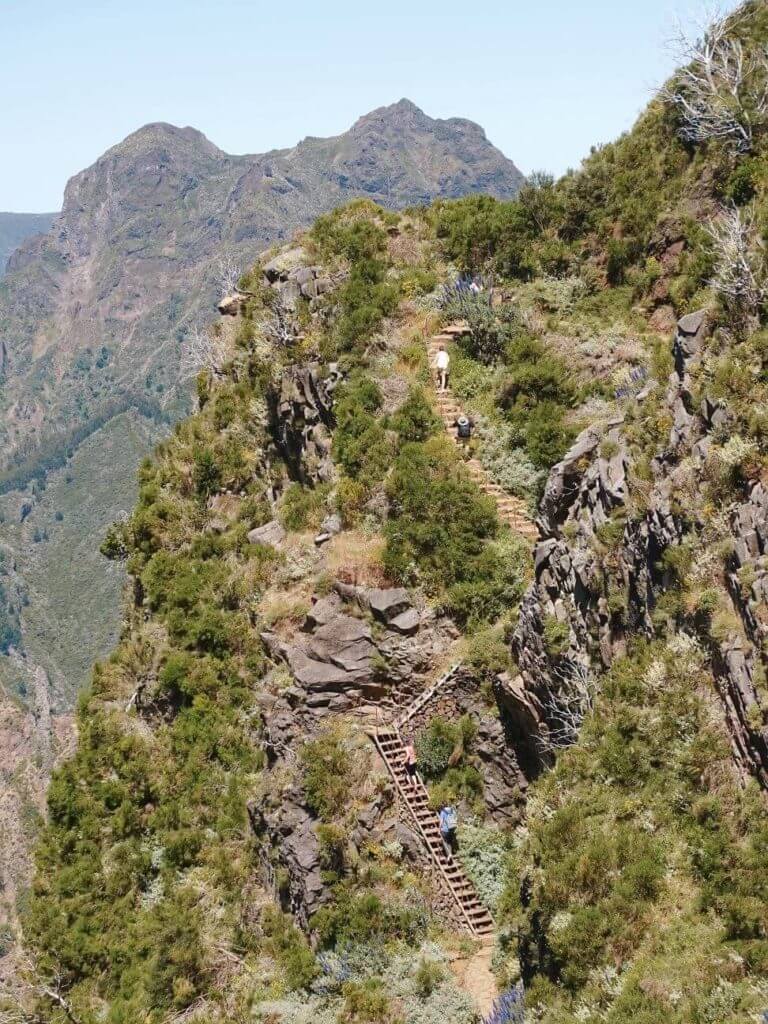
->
[427,325,538,542]
[449,939,497,1018]
[371,721,495,939]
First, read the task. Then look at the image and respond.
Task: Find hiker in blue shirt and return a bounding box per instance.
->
[439,803,458,854]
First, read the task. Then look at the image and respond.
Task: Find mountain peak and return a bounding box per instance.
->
[104,122,226,161]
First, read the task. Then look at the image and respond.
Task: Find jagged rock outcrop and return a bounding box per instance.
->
[268,363,343,485]
[512,310,768,784]
[261,585,451,714]
[263,248,335,310]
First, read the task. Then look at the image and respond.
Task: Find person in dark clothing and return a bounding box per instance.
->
[453,414,474,448]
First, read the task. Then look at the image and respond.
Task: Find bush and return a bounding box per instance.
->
[476,419,544,503]
[310,203,400,357]
[339,978,400,1023]
[455,824,509,911]
[100,521,129,560]
[300,729,352,821]
[383,438,497,593]
[332,378,393,488]
[432,195,537,278]
[442,292,522,366]
[279,482,330,532]
[192,448,222,497]
[416,715,476,778]
[414,958,445,997]
[443,533,530,629]
[543,615,570,657]
[312,890,426,950]
[262,906,320,990]
[388,386,441,443]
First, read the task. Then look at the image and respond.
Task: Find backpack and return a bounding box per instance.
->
[457,416,471,438]
[442,806,458,831]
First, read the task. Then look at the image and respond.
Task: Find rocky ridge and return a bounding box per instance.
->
[0,100,523,712]
[511,309,768,785]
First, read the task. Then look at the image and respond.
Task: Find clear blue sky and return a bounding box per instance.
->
[2,0,699,212]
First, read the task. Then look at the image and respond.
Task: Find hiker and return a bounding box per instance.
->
[403,738,419,788]
[439,803,458,854]
[435,344,450,392]
[453,414,473,448]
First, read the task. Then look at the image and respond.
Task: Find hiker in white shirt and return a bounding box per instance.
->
[435,344,450,392]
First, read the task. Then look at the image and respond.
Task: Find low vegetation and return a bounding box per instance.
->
[15,8,768,1018]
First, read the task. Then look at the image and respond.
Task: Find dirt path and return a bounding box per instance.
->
[450,940,497,1018]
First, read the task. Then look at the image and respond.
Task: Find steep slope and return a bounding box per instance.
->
[11,204,532,1021]
[0,101,522,706]
[421,4,768,1018]
[18,7,768,1020]
[0,213,56,278]
[0,103,523,995]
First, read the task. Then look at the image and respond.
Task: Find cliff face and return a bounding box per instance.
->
[511,309,768,786]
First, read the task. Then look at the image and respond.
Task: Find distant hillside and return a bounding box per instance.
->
[0,213,56,277]
[0,100,523,711]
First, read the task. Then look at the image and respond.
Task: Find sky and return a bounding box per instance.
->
[2,0,704,212]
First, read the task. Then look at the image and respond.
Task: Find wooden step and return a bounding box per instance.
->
[374,719,495,939]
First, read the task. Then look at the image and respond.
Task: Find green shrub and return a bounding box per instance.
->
[432,195,538,278]
[192,448,222,497]
[383,438,497,593]
[100,521,129,560]
[339,978,400,1023]
[278,482,330,532]
[300,729,352,821]
[311,890,426,950]
[416,715,476,778]
[443,293,522,365]
[414,958,445,997]
[465,624,515,678]
[456,823,510,911]
[543,615,570,657]
[332,378,393,488]
[262,906,320,990]
[388,386,441,443]
[443,533,530,628]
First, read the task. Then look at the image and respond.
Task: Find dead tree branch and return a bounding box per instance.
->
[252,304,297,350]
[537,661,597,756]
[661,6,768,152]
[180,324,232,379]
[0,953,80,1024]
[707,203,766,331]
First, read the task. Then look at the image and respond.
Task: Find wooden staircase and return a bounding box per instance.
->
[428,330,538,543]
[396,662,461,730]
[371,724,495,938]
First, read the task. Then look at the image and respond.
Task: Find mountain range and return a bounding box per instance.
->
[0,98,523,710]
[0,213,56,278]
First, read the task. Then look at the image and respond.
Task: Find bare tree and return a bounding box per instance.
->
[214,250,243,295]
[213,249,258,299]
[537,661,597,755]
[180,324,232,379]
[252,303,296,350]
[706,203,766,331]
[661,5,768,152]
